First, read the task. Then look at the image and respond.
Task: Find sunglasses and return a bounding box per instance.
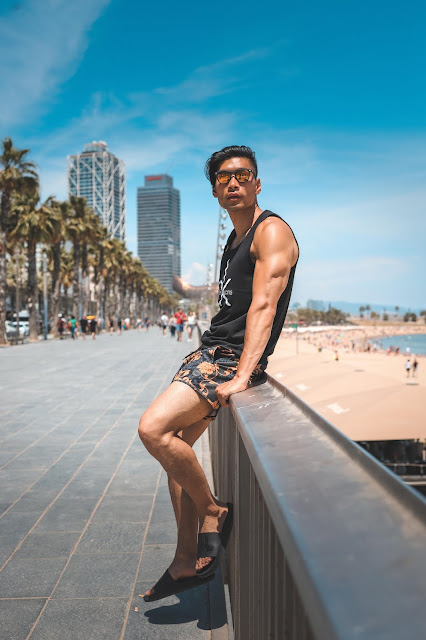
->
[215,168,255,184]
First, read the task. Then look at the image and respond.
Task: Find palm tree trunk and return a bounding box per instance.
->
[0,229,8,344]
[27,241,38,341]
[0,186,12,344]
[96,276,103,325]
[15,247,21,336]
[72,244,80,318]
[50,243,61,336]
[103,275,110,324]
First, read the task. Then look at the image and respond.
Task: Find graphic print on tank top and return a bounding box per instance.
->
[218,259,232,307]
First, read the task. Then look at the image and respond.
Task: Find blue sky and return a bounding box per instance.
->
[1,0,425,308]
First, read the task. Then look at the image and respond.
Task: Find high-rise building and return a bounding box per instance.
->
[67,141,126,242]
[137,174,180,293]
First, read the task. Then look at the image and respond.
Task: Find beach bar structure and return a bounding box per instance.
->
[199,326,426,640]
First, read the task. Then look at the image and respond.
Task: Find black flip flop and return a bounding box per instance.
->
[143,569,214,602]
[197,502,234,579]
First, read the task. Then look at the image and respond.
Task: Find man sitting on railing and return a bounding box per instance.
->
[138,145,299,602]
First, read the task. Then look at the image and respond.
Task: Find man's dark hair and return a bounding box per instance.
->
[204,145,258,186]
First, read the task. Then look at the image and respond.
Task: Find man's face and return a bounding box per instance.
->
[212,156,261,212]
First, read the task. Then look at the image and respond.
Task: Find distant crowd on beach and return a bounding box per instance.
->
[285,325,425,358]
[56,309,198,343]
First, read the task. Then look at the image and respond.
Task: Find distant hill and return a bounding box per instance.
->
[301,299,424,316]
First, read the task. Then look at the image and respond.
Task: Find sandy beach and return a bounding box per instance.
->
[267,324,426,441]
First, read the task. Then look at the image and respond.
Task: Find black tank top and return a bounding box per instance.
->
[201,210,298,364]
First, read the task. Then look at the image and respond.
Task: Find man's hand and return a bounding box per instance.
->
[215,377,249,407]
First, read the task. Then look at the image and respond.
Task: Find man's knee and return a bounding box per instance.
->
[138,414,167,451]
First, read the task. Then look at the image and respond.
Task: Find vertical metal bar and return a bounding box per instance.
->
[237,434,251,640]
[257,486,264,640]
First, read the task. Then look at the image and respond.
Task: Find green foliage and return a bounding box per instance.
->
[295,306,349,325]
[403,312,417,322]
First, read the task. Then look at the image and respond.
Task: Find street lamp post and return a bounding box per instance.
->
[214,208,228,285]
[43,253,48,340]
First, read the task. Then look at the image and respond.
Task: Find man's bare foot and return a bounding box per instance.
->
[196,502,228,571]
[144,554,196,598]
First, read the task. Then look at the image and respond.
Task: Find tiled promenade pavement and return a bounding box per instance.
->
[0,330,228,639]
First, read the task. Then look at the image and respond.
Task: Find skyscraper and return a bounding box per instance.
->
[67,141,126,242]
[137,174,181,293]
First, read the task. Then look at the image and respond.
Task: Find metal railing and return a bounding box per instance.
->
[209,375,426,640]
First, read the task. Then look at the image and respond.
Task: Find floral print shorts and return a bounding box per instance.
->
[172,345,267,421]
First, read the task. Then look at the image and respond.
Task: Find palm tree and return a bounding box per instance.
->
[80,209,103,316]
[88,224,109,325]
[0,138,38,343]
[9,192,61,341]
[47,199,70,335]
[59,249,73,316]
[67,195,94,318]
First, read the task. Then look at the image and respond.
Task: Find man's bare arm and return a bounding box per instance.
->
[215,218,297,405]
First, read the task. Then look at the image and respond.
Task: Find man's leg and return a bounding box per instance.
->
[138,382,228,587]
[144,419,209,598]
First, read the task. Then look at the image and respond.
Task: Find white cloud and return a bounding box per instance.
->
[181,262,207,286]
[0,0,110,126]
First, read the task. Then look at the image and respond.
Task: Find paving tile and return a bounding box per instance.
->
[0,542,19,565]
[11,489,60,512]
[0,598,46,640]
[29,598,128,640]
[33,497,98,532]
[61,468,112,498]
[0,502,12,515]
[93,494,153,522]
[136,544,175,582]
[53,553,139,598]
[0,451,19,465]
[30,468,75,493]
[0,468,45,486]
[14,531,80,558]
[124,581,211,638]
[107,471,160,495]
[0,510,41,538]
[0,556,68,597]
[145,520,178,545]
[76,522,147,553]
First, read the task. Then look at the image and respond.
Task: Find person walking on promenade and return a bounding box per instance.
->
[405,358,411,378]
[80,315,88,340]
[412,357,418,377]
[138,145,299,602]
[117,317,122,335]
[69,315,77,340]
[168,315,176,339]
[90,316,97,340]
[186,311,197,342]
[174,308,186,342]
[109,316,114,334]
[160,312,169,337]
[57,314,65,340]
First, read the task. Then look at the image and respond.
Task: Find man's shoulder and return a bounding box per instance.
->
[254,213,295,243]
[252,212,298,262]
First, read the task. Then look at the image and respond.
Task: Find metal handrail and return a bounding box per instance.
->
[209,373,426,640]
